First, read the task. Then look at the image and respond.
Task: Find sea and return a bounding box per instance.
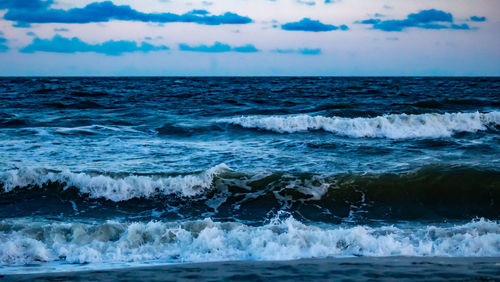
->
[0,77,499,279]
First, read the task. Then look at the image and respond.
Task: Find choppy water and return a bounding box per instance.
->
[0,77,499,274]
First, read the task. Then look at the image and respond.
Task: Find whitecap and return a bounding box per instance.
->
[220,111,500,139]
[0,164,231,201]
[0,217,498,267]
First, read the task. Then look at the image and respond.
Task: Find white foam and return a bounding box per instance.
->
[0,217,498,269]
[0,164,230,201]
[221,111,500,138]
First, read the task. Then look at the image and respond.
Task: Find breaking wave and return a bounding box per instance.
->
[0,164,230,202]
[221,111,500,138]
[1,165,499,221]
[0,216,499,266]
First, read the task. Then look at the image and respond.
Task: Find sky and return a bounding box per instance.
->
[0,0,499,76]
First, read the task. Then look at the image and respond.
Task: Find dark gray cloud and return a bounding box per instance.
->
[273,48,321,55]
[179,42,259,53]
[282,18,348,32]
[232,44,259,53]
[358,9,473,31]
[359,19,381,25]
[1,0,252,27]
[0,0,53,10]
[21,35,168,55]
[470,16,486,22]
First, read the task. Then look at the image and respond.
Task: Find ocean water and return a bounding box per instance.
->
[0,77,499,275]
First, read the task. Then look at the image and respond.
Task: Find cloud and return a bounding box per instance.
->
[20,35,168,55]
[359,19,381,25]
[179,42,259,53]
[0,0,53,10]
[299,48,321,55]
[2,1,252,26]
[232,44,259,53]
[296,0,315,6]
[296,0,341,5]
[0,36,7,52]
[358,9,472,32]
[470,16,486,22]
[450,24,470,30]
[54,27,69,32]
[273,48,321,55]
[281,18,348,32]
[179,42,230,52]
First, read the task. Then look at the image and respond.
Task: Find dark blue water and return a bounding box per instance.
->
[0,77,499,274]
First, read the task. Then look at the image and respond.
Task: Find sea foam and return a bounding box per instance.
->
[221,111,500,138]
[0,216,499,267]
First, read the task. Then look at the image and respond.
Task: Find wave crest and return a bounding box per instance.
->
[0,164,230,201]
[221,111,500,138]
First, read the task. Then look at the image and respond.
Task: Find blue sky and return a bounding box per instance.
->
[0,0,498,76]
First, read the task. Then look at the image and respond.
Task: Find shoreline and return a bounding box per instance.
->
[2,257,500,281]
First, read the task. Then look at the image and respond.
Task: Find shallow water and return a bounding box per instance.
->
[3,257,500,281]
[0,77,499,274]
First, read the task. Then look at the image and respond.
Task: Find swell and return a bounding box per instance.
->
[4,112,499,139]
[219,111,500,138]
[1,165,499,222]
[0,217,499,266]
